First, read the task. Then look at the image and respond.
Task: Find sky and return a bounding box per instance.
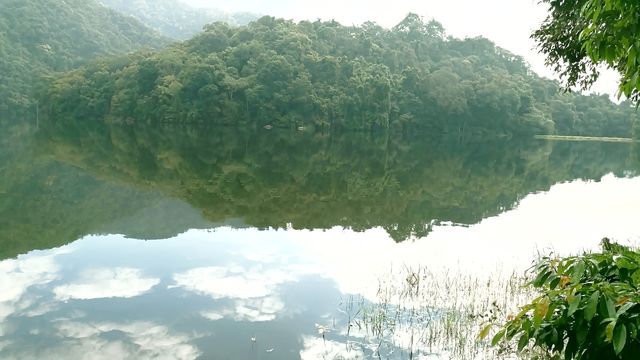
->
[181,0,621,99]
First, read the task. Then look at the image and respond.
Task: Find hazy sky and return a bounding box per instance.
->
[182,0,619,98]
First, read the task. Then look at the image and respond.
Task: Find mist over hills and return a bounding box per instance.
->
[99,0,259,39]
[0,0,170,120]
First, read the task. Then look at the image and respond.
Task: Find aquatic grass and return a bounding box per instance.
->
[336,265,538,359]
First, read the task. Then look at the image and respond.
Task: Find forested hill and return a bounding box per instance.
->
[0,0,170,120]
[99,0,259,40]
[42,14,640,137]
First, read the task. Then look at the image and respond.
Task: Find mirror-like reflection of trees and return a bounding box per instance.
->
[2,120,639,260]
[0,124,197,259]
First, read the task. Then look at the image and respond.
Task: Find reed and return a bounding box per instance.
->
[334,266,538,359]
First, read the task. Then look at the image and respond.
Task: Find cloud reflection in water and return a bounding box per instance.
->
[54,268,160,301]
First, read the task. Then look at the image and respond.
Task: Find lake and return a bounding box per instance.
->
[1,122,639,359]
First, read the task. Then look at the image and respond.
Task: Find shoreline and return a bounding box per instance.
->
[535,134,636,143]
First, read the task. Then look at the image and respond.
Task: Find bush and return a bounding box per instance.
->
[491,238,640,359]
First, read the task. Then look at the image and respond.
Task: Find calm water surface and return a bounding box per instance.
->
[1,122,640,359]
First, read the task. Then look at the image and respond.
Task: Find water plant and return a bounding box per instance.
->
[338,265,534,359]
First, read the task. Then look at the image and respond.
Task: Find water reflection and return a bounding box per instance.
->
[2,121,639,260]
[53,268,160,301]
[0,232,347,359]
[1,170,640,358]
[2,121,640,358]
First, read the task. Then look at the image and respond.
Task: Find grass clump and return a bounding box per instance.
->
[338,265,534,359]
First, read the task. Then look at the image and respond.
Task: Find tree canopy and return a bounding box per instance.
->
[41,14,640,137]
[534,0,640,102]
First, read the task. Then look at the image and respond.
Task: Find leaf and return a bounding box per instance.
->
[585,291,599,321]
[568,293,582,316]
[628,48,637,67]
[631,72,640,90]
[534,297,551,328]
[565,335,577,360]
[631,270,640,286]
[546,301,557,321]
[550,327,559,346]
[613,323,627,355]
[617,297,631,306]
[517,333,529,352]
[571,260,585,283]
[615,255,638,270]
[606,320,616,342]
[605,297,617,319]
[577,321,588,345]
[533,270,552,287]
[522,318,532,334]
[616,302,634,317]
[478,324,492,340]
[491,329,505,346]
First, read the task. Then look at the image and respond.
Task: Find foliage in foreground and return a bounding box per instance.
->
[534,0,640,102]
[492,239,640,359]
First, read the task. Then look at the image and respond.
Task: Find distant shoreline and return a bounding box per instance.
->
[535,135,636,143]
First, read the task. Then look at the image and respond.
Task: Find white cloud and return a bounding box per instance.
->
[299,335,365,359]
[5,338,132,360]
[0,252,63,325]
[0,255,60,303]
[201,295,285,322]
[234,296,285,322]
[200,311,224,321]
[3,320,200,360]
[177,262,312,323]
[53,268,160,301]
[173,265,296,299]
[20,302,58,318]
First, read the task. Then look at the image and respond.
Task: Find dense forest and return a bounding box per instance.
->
[40,14,640,137]
[99,0,259,39]
[2,117,636,260]
[0,0,170,120]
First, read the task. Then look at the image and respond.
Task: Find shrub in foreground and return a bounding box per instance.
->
[490,239,640,359]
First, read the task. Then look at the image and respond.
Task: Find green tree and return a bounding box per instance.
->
[39,13,640,136]
[534,0,640,102]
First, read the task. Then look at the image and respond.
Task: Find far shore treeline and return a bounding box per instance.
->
[35,14,640,138]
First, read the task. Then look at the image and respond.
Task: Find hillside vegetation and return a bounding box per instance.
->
[41,14,640,137]
[0,0,170,120]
